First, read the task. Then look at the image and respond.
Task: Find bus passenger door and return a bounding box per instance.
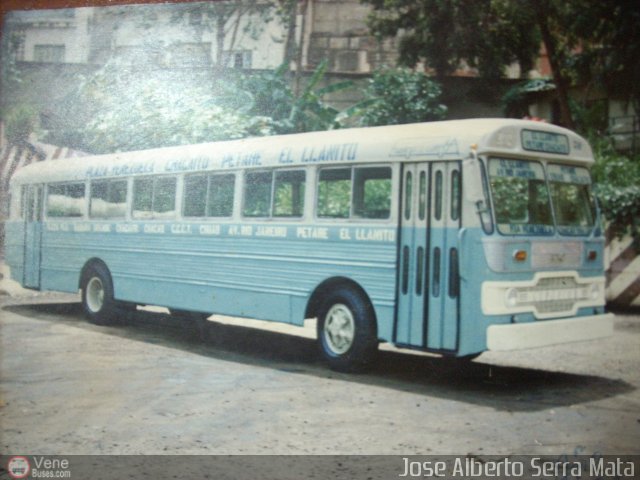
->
[396,164,429,347]
[23,185,43,289]
[426,162,461,351]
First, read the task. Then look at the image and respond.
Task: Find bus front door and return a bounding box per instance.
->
[396,162,460,351]
[426,162,460,351]
[396,164,429,347]
[23,184,43,289]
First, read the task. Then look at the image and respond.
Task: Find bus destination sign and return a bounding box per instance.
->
[521,129,570,155]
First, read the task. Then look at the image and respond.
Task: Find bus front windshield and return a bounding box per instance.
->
[488,158,596,236]
[547,163,596,235]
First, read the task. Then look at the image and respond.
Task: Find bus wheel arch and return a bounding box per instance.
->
[307,277,378,372]
[79,259,117,325]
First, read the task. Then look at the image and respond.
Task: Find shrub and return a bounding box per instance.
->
[590,137,640,246]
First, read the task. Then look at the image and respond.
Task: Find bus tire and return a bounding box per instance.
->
[81,264,117,325]
[316,286,378,372]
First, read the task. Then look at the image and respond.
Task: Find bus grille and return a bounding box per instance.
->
[514,276,590,314]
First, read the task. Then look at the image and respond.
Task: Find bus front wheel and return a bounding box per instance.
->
[316,287,378,372]
[81,264,117,325]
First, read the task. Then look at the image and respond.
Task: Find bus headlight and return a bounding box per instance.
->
[505,288,519,308]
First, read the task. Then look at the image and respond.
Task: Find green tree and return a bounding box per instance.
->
[49,59,267,153]
[47,57,353,152]
[238,60,353,134]
[591,138,640,246]
[4,105,39,145]
[363,0,591,127]
[0,31,36,144]
[568,1,640,119]
[353,67,446,127]
[364,0,539,79]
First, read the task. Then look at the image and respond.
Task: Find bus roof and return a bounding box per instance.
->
[10,119,594,186]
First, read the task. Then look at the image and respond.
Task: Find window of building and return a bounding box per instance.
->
[170,43,211,67]
[222,50,252,69]
[33,44,65,63]
[10,31,26,61]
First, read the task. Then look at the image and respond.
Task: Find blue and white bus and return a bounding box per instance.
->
[5,119,613,371]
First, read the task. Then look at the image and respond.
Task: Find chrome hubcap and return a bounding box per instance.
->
[323,303,355,355]
[86,277,104,313]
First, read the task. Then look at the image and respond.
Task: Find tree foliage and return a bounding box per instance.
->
[590,138,640,246]
[45,59,260,153]
[4,105,39,144]
[365,0,640,130]
[567,1,640,118]
[44,58,351,153]
[239,60,352,134]
[364,0,539,79]
[352,67,446,127]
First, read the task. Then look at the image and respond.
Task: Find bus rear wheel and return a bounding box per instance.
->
[316,287,378,372]
[81,264,117,325]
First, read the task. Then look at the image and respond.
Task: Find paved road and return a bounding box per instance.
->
[0,292,638,456]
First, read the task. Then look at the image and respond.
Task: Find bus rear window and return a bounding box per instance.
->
[489,158,553,235]
[47,182,85,218]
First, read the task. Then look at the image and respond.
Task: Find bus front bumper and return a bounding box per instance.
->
[486,313,614,351]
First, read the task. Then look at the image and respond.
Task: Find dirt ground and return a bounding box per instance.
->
[0,288,638,456]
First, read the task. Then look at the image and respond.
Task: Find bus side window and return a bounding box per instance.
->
[208,174,235,217]
[47,182,86,218]
[90,179,127,219]
[353,166,392,219]
[317,168,351,218]
[183,174,207,217]
[184,173,235,218]
[273,170,305,217]
[243,171,272,217]
[133,176,177,219]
